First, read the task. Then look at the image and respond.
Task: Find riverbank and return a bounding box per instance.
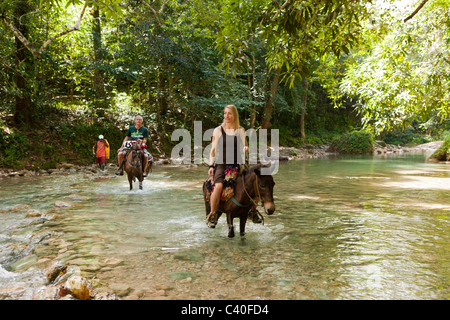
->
[0,141,445,178]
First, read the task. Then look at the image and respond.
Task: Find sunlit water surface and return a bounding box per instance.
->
[0,153,448,300]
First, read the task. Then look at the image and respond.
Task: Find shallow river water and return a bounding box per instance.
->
[0,152,449,300]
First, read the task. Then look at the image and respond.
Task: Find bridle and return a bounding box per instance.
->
[230,171,266,223]
[126,149,142,168]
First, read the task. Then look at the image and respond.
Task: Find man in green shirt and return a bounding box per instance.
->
[116,115,150,176]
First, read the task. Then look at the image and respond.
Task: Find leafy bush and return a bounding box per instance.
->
[384,127,431,146]
[430,131,450,161]
[331,130,375,154]
[0,117,124,170]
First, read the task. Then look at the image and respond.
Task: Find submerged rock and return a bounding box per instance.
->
[9,204,31,211]
[54,201,72,208]
[7,254,38,272]
[26,209,42,218]
[46,262,67,283]
[66,194,87,201]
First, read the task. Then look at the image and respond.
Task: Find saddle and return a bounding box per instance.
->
[205,164,244,202]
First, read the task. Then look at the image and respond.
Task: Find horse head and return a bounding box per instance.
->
[127,141,143,168]
[247,164,276,215]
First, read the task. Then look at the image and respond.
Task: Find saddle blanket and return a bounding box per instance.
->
[205,164,243,202]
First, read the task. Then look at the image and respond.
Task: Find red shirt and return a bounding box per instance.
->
[96,141,107,158]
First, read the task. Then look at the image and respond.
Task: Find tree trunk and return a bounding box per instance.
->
[92,6,106,117]
[13,1,34,127]
[249,55,257,128]
[156,64,168,132]
[300,111,305,140]
[300,78,309,140]
[262,67,281,129]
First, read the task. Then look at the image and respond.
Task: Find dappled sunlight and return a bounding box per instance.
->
[373,175,450,191]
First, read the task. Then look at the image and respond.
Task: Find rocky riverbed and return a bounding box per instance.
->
[0,196,120,300]
[0,141,445,300]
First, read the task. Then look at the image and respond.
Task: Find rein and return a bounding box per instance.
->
[231,172,266,223]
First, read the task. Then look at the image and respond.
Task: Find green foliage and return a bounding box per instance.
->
[335,0,450,133]
[217,0,374,85]
[0,108,123,169]
[430,131,450,161]
[1,0,449,170]
[384,127,431,146]
[0,127,33,169]
[331,130,375,154]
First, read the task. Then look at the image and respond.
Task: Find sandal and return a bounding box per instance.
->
[206,211,218,228]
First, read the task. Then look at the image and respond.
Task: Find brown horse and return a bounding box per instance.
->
[203,164,276,238]
[123,141,144,190]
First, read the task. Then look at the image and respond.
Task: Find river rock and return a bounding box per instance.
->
[0,284,28,299]
[33,286,59,300]
[58,163,76,170]
[36,257,54,269]
[94,291,120,300]
[54,201,72,208]
[46,262,67,283]
[169,271,195,280]
[26,209,42,217]
[66,194,87,201]
[110,283,132,297]
[10,204,31,211]
[62,275,91,300]
[101,257,124,267]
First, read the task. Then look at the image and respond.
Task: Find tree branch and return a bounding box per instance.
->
[159,0,169,14]
[1,3,88,60]
[404,0,429,23]
[2,16,40,59]
[143,0,169,26]
[271,0,289,21]
[38,3,88,56]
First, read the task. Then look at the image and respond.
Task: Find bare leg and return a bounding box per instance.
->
[207,182,223,228]
[116,151,124,175]
[210,182,223,214]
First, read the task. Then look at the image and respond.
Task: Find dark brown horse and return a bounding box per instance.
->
[124,141,144,190]
[203,164,276,238]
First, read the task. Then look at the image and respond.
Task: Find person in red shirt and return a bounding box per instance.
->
[93,135,109,171]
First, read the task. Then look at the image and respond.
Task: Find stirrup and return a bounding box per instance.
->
[206,211,218,228]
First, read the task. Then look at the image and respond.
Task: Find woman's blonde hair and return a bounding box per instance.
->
[222,104,240,130]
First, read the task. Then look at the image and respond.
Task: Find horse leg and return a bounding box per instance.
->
[138,174,143,190]
[227,213,235,238]
[128,174,133,190]
[239,213,248,237]
[203,184,211,218]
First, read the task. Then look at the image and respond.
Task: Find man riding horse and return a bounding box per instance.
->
[116,115,153,177]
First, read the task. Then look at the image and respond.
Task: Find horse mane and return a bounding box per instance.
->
[243,163,272,177]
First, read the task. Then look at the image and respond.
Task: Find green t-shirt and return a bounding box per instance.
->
[126,126,149,141]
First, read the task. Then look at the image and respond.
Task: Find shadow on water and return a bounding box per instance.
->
[0,153,449,299]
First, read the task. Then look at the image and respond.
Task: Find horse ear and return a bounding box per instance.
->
[254,168,261,176]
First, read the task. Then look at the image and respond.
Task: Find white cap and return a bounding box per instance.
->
[99,135,104,139]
